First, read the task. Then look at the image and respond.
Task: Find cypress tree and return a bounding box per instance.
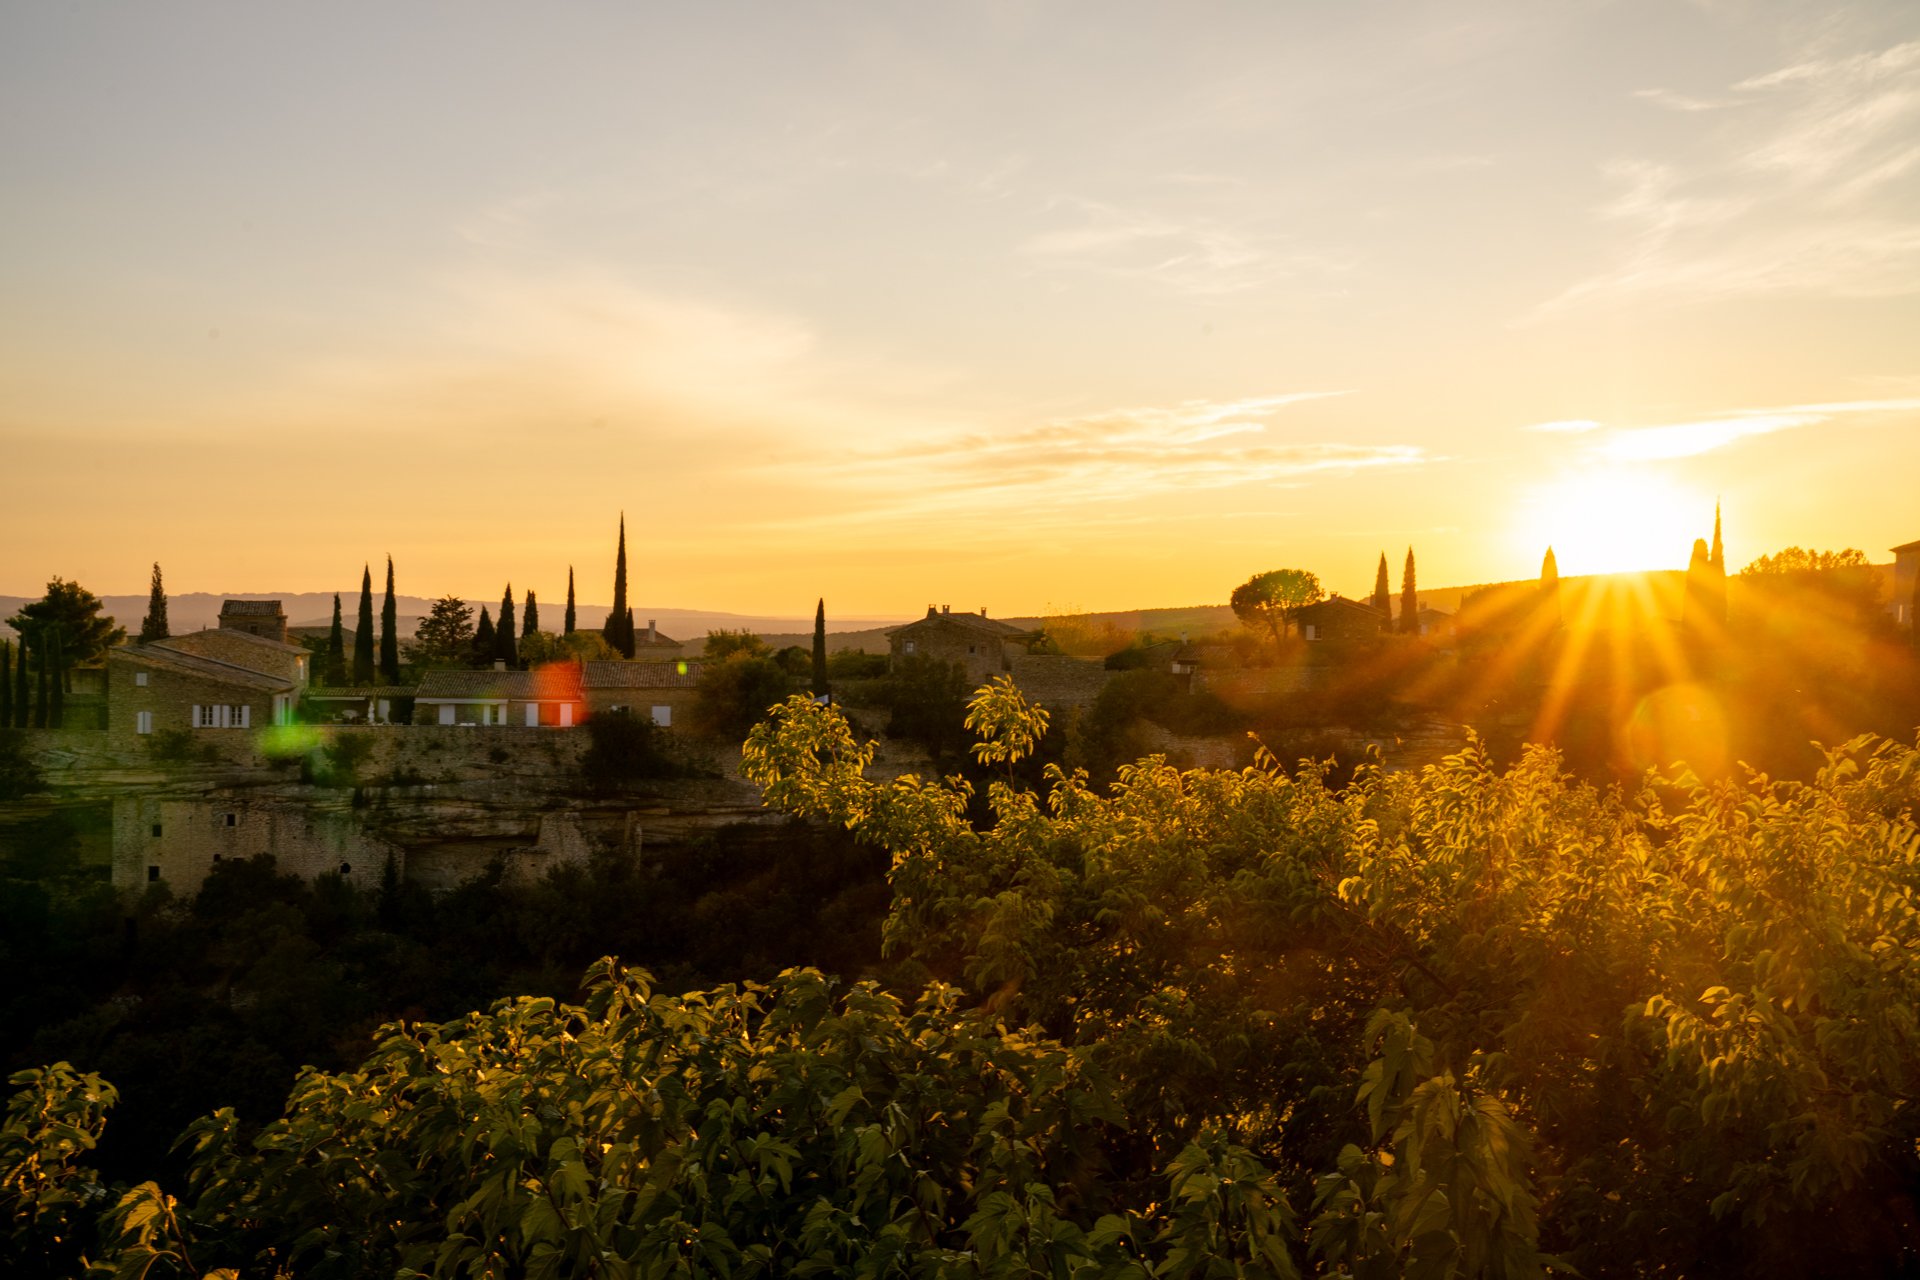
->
[324,595,348,686]
[1541,546,1561,626]
[138,562,170,642]
[47,630,64,729]
[379,556,400,683]
[353,565,376,684]
[1370,552,1391,629]
[497,585,518,667]
[1399,548,1419,635]
[606,515,634,658]
[1708,503,1728,624]
[523,590,539,640]
[811,598,830,700]
[472,607,496,668]
[564,568,577,635]
[0,640,12,728]
[33,629,49,728]
[12,631,28,727]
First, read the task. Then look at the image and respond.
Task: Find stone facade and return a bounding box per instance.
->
[218,599,289,643]
[886,607,1035,685]
[1296,596,1389,644]
[106,645,295,752]
[112,793,404,892]
[415,662,586,727]
[580,660,704,728]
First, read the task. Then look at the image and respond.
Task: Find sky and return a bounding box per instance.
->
[3,1,1918,618]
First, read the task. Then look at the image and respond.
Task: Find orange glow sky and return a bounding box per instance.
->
[4,4,1918,617]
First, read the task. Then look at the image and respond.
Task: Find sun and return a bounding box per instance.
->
[1513,468,1710,577]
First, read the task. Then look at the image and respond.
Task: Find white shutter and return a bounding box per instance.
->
[192,705,202,728]
[526,703,539,727]
[651,705,671,727]
[241,705,251,728]
[438,704,455,725]
[560,704,573,728]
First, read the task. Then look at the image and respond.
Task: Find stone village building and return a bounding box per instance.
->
[106,604,311,746]
[414,662,587,726]
[886,606,1036,685]
[1893,539,1920,632]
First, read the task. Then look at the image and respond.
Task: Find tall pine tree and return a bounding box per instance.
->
[138,562,170,642]
[564,568,577,635]
[605,515,634,658]
[497,585,518,667]
[1399,548,1419,635]
[0,640,12,728]
[810,598,830,700]
[1541,546,1561,627]
[325,595,348,686]
[1370,552,1391,628]
[353,565,376,684]
[1708,502,1728,624]
[379,556,400,684]
[523,590,539,640]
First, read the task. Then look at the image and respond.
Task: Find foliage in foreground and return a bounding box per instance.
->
[9,681,1920,1277]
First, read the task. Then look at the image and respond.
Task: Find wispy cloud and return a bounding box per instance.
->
[770,392,1428,527]
[1020,200,1338,296]
[1543,38,1920,312]
[1546,397,1920,461]
[1526,418,1603,434]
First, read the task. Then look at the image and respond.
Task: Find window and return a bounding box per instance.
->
[135,672,148,687]
[136,711,153,735]
[150,823,162,838]
[968,644,977,654]
[147,865,160,882]
[221,813,236,827]
[339,862,352,876]
[651,705,672,727]
[903,640,916,655]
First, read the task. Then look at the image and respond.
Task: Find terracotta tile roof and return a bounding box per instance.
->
[219,599,284,615]
[158,629,310,657]
[581,660,704,689]
[885,609,1034,639]
[416,663,583,701]
[1296,596,1388,621]
[110,644,292,691]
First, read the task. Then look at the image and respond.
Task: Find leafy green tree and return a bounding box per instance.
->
[554,630,614,662]
[495,585,517,668]
[137,562,169,643]
[1740,546,1870,575]
[564,566,576,635]
[811,597,830,700]
[704,628,770,661]
[410,595,474,668]
[882,652,971,759]
[692,654,790,740]
[0,729,41,800]
[1399,547,1418,634]
[579,710,678,791]
[352,565,375,684]
[470,606,496,668]
[1230,568,1324,644]
[379,556,400,684]
[10,632,25,728]
[323,594,347,686]
[6,578,124,667]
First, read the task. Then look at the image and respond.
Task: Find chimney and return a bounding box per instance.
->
[647,618,657,642]
[941,604,950,614]
[927,605,938,618]
[493,659,506,672]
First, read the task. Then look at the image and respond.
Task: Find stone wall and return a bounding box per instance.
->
[112,793,405,892]
[1193,665,1321,700]
[1008,655,1112,711]
[105,658,282,756]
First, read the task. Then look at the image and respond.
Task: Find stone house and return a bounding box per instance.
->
[581,659,704,727]
[415,662,586,727]
[886,606,1036,685]
[1296,595,1389,644]
[303,686,416,724]
[107,628,311,747]
[1892,539,1920,631]
[217,598,290,642]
